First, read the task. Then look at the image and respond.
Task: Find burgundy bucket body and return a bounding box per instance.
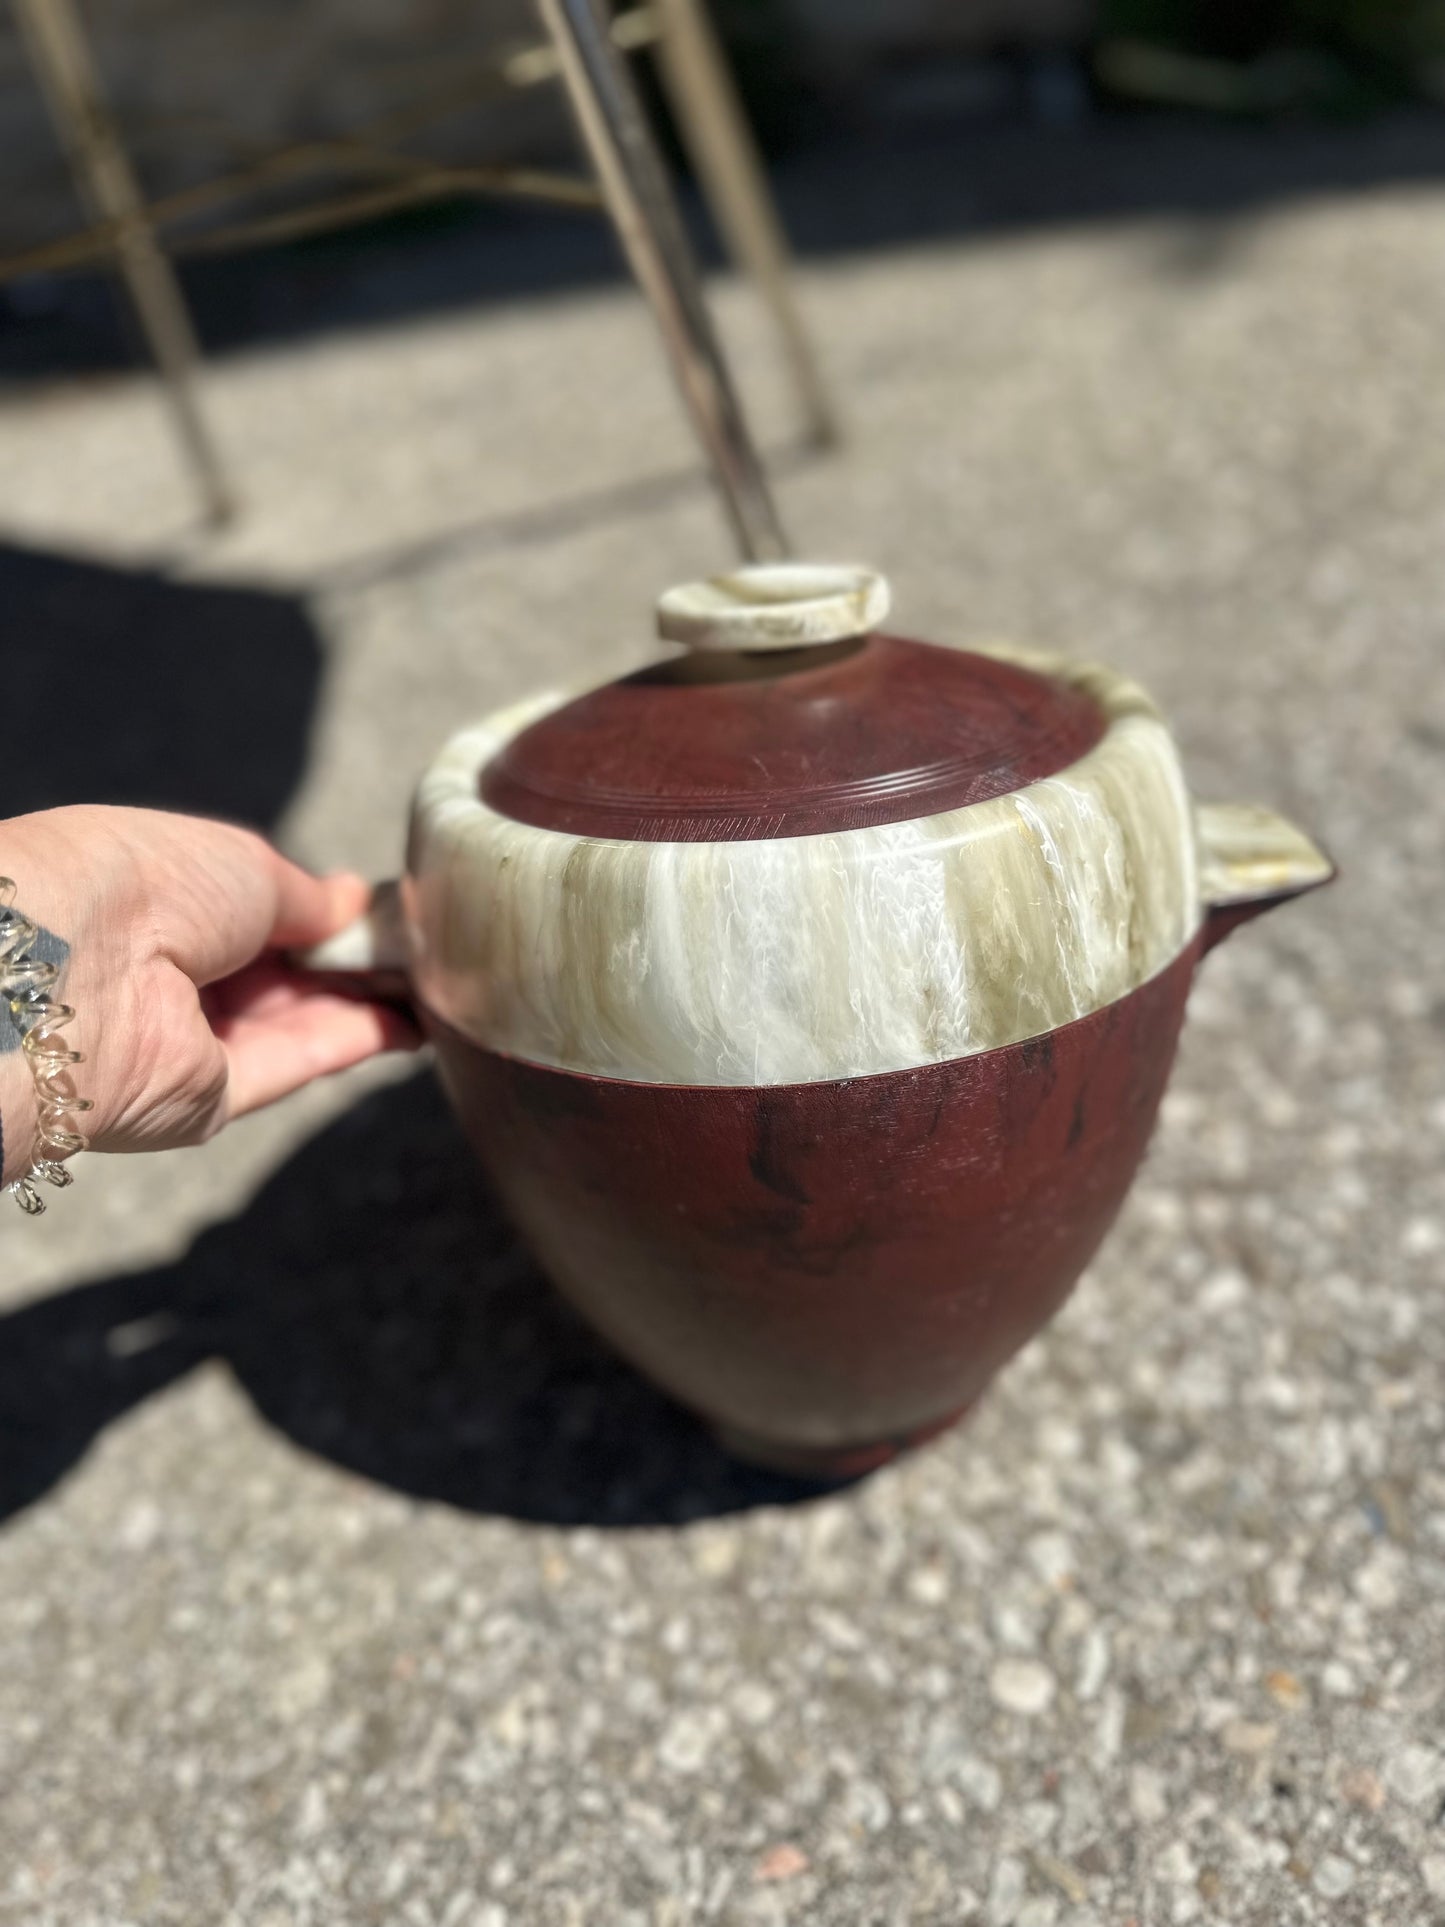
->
[290,565,1334,1477]
[426,939,1200,1476]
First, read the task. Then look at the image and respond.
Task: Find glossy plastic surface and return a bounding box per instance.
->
[480,634,1107,842]
[427,942,1196,1469]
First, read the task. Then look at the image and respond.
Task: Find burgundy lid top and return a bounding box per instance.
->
[480,566,1107,845]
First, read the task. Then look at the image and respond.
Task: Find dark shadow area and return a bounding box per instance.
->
[4,109,1444,379]
[0,1068,845,1528]
[0,539,322,828]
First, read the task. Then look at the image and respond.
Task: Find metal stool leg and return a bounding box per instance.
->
[14,0,233,525]
[652,0,837,449]
[536,0,788,563]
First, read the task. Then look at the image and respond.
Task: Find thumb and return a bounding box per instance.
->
[266,864,374,951]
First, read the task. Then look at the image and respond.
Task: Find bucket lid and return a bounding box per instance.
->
[480,564,1107,843]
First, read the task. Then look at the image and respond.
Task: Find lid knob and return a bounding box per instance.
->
[656,562,892,654]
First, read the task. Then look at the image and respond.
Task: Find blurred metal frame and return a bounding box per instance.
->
[539,0,787,559]
[4,0,831,554]
[11,0,232,523]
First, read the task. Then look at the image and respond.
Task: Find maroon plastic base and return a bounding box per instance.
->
[426,943,1200,1473]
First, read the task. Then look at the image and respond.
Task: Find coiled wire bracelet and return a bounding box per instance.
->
[0,877,91,1214]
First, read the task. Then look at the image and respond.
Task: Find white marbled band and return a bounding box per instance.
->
[405,644,1203,1087]
[403,646,1202,1088]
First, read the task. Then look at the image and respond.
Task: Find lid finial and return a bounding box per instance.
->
[656,563,891,654]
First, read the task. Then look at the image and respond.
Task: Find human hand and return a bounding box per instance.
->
[1,806,419,1187]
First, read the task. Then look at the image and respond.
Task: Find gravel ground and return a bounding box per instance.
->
[1,121,1442,1927]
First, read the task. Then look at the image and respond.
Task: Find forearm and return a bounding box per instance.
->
[0,1052,36,1188]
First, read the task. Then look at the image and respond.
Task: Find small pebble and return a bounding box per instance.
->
[1402,1216,1442,1255]
[1016,1901,1060,1927]
[692,1531,739,1578]
[1340,1767,1385,1811]
[1354,1552,1405,1610]
[987,1854,1026,1925]
[1129,1765,1169,1825]
[1155,1840,1197,1885]
[732,1682,776,1726]
[114,1499,164,1554]
[841,1778,892,1833]
[1265,1671,1307,1710]
[658,1710,719,1775]
[1313,1856,1356,1900]
[440,1896,484,1927]
[540,1552,568,1587]
[1025,1532,1075,1587]
[754,1846,809,1884]
[1076,1627,1110,1702]
[1221,1719,1277,1756]
[957,1756,1003,1814]
[1386,1744,1443,1807]
[908,1564,949,1606]
[1032,1851,1088,1903]
[1198,1265,1249,1312]
[990,1659,1057,1716]
[993,1605,1038,1651]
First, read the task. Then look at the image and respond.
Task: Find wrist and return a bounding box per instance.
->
[5,811,124,1140]
[0,848,92,1207]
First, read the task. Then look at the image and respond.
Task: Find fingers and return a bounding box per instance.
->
[140,813,376,987]
[16,806,375,987]
[217,985,422,1124]
[200,957,421,1036]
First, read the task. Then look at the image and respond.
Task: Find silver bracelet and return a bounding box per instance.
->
[0,877,91,1214]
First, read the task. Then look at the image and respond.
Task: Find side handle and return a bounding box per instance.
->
[1196,803,1336,953]
[290,878,413,999]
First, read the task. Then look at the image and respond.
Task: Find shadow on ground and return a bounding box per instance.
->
[0,540,837,1532]
[4,111,1443,378]
[0,539,322,829]
[0,1069,843,1529]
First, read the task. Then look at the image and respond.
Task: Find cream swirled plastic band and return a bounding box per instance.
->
[403,644,1202,1087]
